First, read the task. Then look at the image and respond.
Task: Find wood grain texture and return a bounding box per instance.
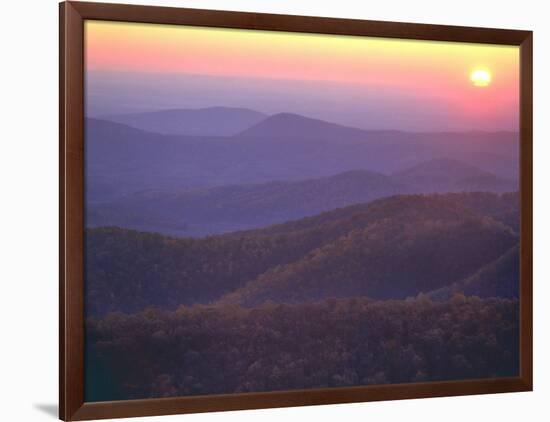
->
[59,1,533,420]
[70,377,531,421]
[519,32,533,390]
[59,2,85,420]
[70,1,530,44]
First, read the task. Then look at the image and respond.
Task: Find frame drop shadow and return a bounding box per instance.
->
[34,403,58,419]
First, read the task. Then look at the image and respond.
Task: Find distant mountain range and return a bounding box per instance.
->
[238,112,379,142]
[87,158,516,237]
[87,169,411,236]
[392,158,517,194]
[87,111,518,194]
[102,107,267,136]
[86,192,519,316]
[86,109,518,236]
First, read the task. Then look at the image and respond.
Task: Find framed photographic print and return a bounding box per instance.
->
[59,1,533,420]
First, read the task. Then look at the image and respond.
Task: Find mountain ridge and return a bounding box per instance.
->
[86,192,519,316]
[237,112,373,142]
[85,114,519,205]
[87,168,413,236]
[102,106,267,136]
[88,158,517,237]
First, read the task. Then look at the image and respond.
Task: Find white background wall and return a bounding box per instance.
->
[0,0,547,420]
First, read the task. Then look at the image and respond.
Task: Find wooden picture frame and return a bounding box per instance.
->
[60,1,533,420]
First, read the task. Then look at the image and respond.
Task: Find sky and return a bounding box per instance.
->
[85,20,519,132]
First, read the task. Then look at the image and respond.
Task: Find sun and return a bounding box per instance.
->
[470,69,492,87]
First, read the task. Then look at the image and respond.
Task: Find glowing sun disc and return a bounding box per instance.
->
[470,69,492,87]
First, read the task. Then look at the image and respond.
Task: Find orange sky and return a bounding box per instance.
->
[85,20,519,130]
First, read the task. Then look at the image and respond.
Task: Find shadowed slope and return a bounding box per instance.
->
[86,193,519,315]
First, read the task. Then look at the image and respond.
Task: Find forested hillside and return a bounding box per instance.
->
[427,245,519,300]
[86,296,519,401]
[86,192,519,315]
[219,215,515,306]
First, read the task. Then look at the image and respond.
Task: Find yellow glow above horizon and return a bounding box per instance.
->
[84,20,519,129]
[85,21,517,91]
